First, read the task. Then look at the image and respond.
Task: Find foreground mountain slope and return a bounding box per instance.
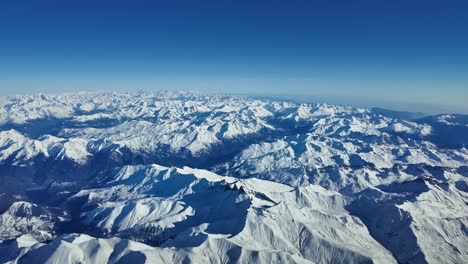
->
[3,164,467,263]
[5,164,396,263]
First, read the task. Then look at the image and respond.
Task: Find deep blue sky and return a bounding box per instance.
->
[1,0,467,113]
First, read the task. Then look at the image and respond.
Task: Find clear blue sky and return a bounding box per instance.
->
[1,0,467,113]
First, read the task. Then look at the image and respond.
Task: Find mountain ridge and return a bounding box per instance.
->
[0,91,466,263]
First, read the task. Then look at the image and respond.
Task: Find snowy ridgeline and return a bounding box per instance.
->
[0,91,466,264]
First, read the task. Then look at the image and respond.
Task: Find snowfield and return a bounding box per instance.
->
[0,91,466,263]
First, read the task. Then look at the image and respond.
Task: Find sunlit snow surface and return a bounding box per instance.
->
[0,91,466,263]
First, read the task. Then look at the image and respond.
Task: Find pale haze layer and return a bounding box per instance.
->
[1,0,467,114]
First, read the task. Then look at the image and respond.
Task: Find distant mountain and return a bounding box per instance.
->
[370,107,428,120]
[415,114,468,148]
[0,92,466,263]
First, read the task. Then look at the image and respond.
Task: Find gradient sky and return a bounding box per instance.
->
[1,0,467,113]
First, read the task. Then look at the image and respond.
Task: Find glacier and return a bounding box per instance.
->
[0,91,466,263]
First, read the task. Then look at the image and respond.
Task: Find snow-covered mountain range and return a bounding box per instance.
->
[0,91,466,263]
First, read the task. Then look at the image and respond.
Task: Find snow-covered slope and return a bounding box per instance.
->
[220,130,466,190]
[0,91,466,263]
[0,201,69,242]
[6,165,397,263]
[69,164,397,263]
